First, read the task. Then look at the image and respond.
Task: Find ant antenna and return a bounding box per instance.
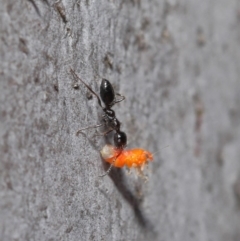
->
[151,145,170,157]
[70,68,103,109]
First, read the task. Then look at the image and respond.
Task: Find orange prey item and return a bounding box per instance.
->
[100,144,153,169]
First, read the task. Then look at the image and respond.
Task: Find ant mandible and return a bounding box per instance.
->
[70,68,127,150]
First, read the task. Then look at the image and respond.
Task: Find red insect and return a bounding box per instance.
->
[100,144,153,171]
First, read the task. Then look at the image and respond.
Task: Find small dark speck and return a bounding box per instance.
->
[54,1,68,23]
[73,83,79,89]
[19,38,29,55]
[66,27,73,38]
[65,226,73,233]
[103,54,113,70]
[34,77,39,83]
[53,84,59,92]
[86,91,93,100]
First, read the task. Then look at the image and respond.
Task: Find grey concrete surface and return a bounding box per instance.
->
[1,0,240,240]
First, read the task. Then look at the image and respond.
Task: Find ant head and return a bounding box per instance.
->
[100,79,115,107]
[114,131,127,149]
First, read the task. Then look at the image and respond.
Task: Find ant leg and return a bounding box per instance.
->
[99,163,114,177]
[93,129,113,137]
[76,123,104,136]
[112,93,125,105]
[70,68,103,109]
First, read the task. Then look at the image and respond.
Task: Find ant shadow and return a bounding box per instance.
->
[101,138,156,235]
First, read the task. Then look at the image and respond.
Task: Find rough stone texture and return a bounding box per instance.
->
[1,0,240,240]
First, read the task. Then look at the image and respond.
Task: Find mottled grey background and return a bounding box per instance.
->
[1,0,240,240]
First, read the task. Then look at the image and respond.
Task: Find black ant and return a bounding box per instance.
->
[70,68,127,150]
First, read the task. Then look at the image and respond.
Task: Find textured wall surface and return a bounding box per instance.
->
[1,0,240,240]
